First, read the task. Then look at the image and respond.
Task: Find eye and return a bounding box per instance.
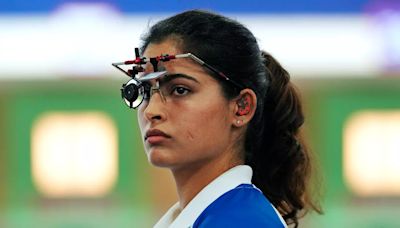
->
[172,86,190,96]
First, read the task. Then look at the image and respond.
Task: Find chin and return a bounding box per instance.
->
[146,147,175,168]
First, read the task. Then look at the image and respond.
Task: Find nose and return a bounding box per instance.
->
[143,91,166,122]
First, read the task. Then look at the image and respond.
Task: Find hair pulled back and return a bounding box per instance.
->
[141,9,320,227]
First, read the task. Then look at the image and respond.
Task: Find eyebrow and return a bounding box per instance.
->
[159,73,200,85]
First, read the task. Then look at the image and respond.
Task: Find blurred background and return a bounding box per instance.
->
[0,0,399,227]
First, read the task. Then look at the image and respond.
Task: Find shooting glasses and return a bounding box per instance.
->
[112,48,244,109]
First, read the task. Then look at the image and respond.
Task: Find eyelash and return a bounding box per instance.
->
[171,86,190,96]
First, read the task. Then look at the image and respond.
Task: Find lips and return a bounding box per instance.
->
[145,129,171,144]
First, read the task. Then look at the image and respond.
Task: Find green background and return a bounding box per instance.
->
[0,78,400,227]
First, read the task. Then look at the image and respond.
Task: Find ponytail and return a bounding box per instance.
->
[245,51,321,227]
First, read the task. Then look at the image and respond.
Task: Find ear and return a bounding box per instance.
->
[231,89,257,127]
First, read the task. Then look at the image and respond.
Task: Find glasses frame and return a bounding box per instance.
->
[112,48,245,109]
[112,48,244,89]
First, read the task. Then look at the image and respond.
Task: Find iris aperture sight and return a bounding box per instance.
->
[120,71,168,108]
[112,48,244,109]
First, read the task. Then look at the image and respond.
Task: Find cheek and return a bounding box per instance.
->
[181,103,229,143]
[185,130,195,141]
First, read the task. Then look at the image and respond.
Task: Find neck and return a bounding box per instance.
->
[171,156,243,209]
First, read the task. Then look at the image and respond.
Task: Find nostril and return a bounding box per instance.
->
[152,115,162,120]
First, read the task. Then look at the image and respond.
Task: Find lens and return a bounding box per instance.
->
[124,83,139,100]
[121,79,144,109]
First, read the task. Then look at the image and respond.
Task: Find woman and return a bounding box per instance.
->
[113,10,321,228]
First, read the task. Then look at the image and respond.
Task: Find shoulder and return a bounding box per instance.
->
[193,184,286,228]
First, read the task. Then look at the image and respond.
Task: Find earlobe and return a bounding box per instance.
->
[234,119,244,127]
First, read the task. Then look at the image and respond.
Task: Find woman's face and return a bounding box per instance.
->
[137,39,239,170]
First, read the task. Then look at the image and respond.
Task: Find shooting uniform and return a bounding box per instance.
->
[154,165,287,228]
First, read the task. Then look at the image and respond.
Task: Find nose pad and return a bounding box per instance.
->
[150,81,166,103]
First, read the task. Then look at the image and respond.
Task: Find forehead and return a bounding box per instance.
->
[142,40,208,77]
[143,40,181,57]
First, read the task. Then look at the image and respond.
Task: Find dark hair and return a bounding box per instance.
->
[141,9,321,227]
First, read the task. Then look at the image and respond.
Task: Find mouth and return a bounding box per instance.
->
[145,129,171,144]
